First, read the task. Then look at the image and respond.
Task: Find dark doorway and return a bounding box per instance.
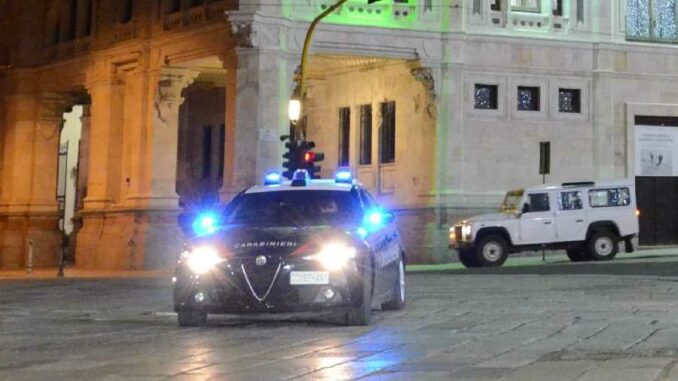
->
[635,115,678,246]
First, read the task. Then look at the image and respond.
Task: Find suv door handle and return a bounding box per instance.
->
[544,221,552,225]
[576,219,584,222]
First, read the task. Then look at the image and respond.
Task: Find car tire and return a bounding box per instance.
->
[458,248,481,268]
[382,256,406,311]
[346,259,373,326]
[587,230,618,261]
[475,235,509,267]
[566,247,592,262]
[177,310,207,327]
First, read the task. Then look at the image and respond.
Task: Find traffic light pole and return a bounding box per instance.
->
[294,0,349,139]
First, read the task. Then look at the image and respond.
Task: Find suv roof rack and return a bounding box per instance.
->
[562,181,595,187]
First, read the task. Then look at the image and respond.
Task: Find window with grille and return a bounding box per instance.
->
[359,105,372,166]
[338,107,350,167]
[379,102,396,164]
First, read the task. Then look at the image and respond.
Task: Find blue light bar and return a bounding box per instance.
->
[192,212,219,236]
[291,169,310,187]
[335,170,353,184]
[264,172,282,185]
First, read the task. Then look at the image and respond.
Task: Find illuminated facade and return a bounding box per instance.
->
[1,1,678,268]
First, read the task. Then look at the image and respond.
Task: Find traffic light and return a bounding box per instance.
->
[300,140,324,179]
[281,135,300,179]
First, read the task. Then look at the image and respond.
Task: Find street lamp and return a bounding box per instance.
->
[288,96,301,125]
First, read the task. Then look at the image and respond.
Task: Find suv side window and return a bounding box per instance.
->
[558,190,583,210]
[526,193,550,212]
[589,187,631,207]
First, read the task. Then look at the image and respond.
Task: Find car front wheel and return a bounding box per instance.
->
[475,235,509,267]
[382,256,406,311]
[346,259,373,326]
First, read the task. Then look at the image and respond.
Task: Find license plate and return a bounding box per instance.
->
[290,271,329,285]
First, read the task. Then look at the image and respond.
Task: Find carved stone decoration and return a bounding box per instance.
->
[410,67,437,117]
[230,20,257,48]
[154,67,199,121]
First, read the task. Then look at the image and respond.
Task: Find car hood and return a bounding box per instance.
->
[191,224,360,258]
[464,212,514,224]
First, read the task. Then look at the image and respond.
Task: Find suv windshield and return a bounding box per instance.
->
[225,190,362,226]
[500,190,524,214]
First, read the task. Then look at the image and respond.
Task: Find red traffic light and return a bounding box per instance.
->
[304,152,315,162]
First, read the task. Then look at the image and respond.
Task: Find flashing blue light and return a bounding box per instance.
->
[264,172,282,185]
[356,227,368,238]
[335,170,353,184]
[363,208,386,233]
[291,169,310,187]
[192,213,219,236]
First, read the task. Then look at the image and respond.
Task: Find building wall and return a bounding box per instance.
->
[305,60,436,208]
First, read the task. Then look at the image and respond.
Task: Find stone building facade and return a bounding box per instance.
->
[1,0,677,268]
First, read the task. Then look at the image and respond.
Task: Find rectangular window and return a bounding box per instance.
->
[338,107,350,167]
[627,0,678,42]
[473,0,482,14]
[491,0,502,11]
[474,84,498,110]
[559,88,581,113]
[589,188,632,207]
[558,191,583,210]
[527,193,550,212]
[202,125,212,179]
[517,86,540,111]
[511,0,541,12]
[577,0,585,22]
[379,102,396,164]
[552,0,563,15]
[359,105,372,165]
[218,124,225,179]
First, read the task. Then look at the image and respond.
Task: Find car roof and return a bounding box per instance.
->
[244,179,357,194]
[523,178,635,192]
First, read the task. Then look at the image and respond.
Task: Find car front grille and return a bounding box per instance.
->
[454,226,462,242]
[239,256,282,301]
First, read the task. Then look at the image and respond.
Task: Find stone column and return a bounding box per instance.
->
[143,67,198,208]
[0,92,72,268]
[226,14,297,193]
[219,51,240,202]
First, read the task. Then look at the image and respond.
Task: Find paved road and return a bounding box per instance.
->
[4,251,678,380]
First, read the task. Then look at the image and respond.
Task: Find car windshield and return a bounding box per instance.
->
[500,190,524,214]
[225,190,362,226]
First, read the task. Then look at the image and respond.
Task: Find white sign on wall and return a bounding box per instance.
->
[635,125,678,177]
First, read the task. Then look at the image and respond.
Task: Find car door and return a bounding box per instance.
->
[359,188,397,300]
[519,192,557,244]
[554,189,587,242]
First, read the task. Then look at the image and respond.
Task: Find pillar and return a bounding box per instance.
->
[0,92,72,268]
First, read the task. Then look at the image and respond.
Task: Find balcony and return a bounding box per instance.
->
[162,0,238,32]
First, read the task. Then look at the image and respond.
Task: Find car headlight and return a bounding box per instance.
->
[305,242,357,271]
[462,224,472,240]
[185,246,224,274]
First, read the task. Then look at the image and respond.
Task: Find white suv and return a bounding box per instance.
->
[449,180,639,268]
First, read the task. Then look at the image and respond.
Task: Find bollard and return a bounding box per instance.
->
[27,239,34,275]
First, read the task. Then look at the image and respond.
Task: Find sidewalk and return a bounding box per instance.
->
[0,266,172,280]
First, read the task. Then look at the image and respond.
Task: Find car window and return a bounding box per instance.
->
[225,191,361,226]
[527,193,550,212]
[589,187,631,207]
[558,190,583,211]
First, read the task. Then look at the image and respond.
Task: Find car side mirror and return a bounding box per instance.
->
[521,203,530,214]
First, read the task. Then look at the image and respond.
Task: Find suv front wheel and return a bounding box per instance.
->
[587,230,618,261]
[475,235,509,267]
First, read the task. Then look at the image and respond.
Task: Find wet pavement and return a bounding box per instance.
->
[4,250,678,380]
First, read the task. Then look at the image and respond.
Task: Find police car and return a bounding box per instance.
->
[173,169,406,327]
